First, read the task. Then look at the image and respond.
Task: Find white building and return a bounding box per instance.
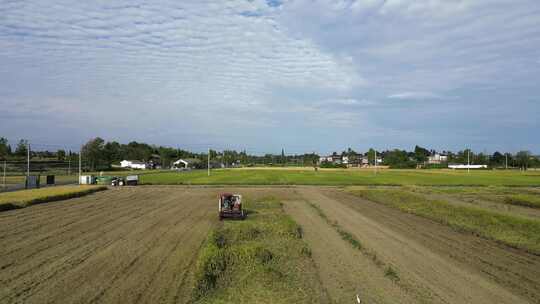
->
[448,164,487,169]
[172,158,201,170]
[319,156,338,163]
[428,154,448,164]
[120,160,147,170]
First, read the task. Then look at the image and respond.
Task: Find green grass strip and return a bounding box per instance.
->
[192,199,326,304]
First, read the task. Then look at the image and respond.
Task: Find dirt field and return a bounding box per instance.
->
[0,187,218,304]
[1,186,539,304]
[285,187,540,304]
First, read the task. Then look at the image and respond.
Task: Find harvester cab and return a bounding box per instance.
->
[218,193,246,220]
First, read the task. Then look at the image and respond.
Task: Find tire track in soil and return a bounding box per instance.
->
[296,187,537,304]
[0,187,215,304]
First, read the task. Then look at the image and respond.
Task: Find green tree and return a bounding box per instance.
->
[515,151,531,170]
[81,137,105,170]
[57,149,66,161]
[15,139,29,157]
[384,149,414,168]
[490,151,504,167]
[0,137,11,159]
[367,148,378,165]
[414,145,430,163]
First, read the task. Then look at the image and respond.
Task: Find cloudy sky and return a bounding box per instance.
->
[1,0,539,154]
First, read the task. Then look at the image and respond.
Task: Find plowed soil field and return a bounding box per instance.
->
[1,186,539,304]
[0,187,217,304]
[284,187,540,304]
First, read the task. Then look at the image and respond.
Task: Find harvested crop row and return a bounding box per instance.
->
[192,198,328,304]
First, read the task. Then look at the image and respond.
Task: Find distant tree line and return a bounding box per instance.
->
[331,146,538,170]
[0,137,538,170]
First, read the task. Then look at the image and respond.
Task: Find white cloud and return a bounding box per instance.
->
[0,0,539,152]
[0,0,362,149]
[387,92,442,100]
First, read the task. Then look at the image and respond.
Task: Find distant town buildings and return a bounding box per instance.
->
[319,154,382,167]
[427,154,448,164]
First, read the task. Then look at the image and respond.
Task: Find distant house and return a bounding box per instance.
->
[358,156,382,167]
[319,155,344,165]
[172,158,201,170]
[427,154,448,164]
[120,160,147,170]
[319,156,333,163]
[361,157,369,166]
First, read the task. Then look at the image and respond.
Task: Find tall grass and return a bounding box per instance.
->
[0,186,107,211]
[349,189,540,254]
[192,199,325,304]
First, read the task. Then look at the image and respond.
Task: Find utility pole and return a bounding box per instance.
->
[505,153,508,169]
[467,149,470,174]
[207,148,210,177]
[374,149,378,175]
[68,151,71,175]
[79,148,82,185]
[27,143,30,179]
[2,161,6,189]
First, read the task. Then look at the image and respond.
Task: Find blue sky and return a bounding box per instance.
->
[0,0,539,154]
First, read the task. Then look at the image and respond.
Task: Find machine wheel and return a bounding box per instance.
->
[119,180,124,186]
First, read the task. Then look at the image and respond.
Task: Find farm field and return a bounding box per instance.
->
[140,168,540,186]
[0,187,217,304]
[1,185,539,303]
[286,187,540,303]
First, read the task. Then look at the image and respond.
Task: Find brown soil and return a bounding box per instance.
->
[0,186,303,304]
[2,185,539,304]
[0,187,217,304]
[284,199,418,304]
[287,187,540,304]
